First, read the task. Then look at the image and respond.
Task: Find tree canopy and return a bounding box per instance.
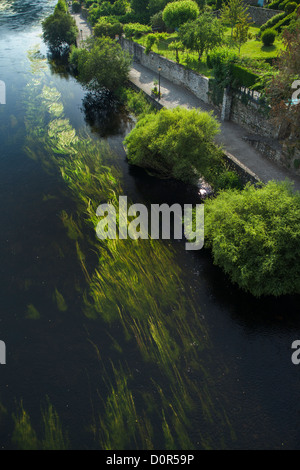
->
[70,37,132,92]
[42,7,78,52]
[179,12,224,60]
[163,0,200,30]
[205,180,300,297]
[124,107,222,184]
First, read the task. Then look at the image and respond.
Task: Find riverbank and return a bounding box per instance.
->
[70,11,300,191]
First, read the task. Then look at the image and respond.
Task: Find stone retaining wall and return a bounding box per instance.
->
[121,38,210,104]
[230,94,278,139]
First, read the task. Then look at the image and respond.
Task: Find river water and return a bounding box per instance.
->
[0,0,299,450]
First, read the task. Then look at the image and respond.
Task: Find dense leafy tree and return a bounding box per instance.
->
[163,0,200,30]
[148,0,169,17]
[70,37,132,92]
[179,12,224,60]
[220,0,251,38]
[42,8,78,52]
[94,18,123,39]
[124,107,222,184]
[130,0,150,22]
[204,180,300,297]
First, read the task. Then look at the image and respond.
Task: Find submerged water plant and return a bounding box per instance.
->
[20,55,235,450]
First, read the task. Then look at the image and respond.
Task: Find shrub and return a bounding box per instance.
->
[94,18,123,38]
[150,10,167,31]
[267,0,285,8]
[260,11,286,33]
[272,11,298,32]
[162,0,200,30]
[231,63,260,88]
[211,170,243,192]
[123,23,152,38]
[261,28,277,46]
[204,181,300,297]
[72,1,81,13]
[285,1,298,12]
[124,107,223,184]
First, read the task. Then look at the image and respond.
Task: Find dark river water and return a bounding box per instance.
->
[0,0,299,450]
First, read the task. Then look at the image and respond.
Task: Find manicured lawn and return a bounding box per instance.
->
[224,26,285,60]
[134,25,285,77]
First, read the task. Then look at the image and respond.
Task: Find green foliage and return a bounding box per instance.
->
[212,170,243,192]
[261,28,277,46]
[72,1,81,13]
[179,12,224,59]
[231,63,260,88]
[145,33,159,54]
[150,10,167,31]
[121,88,156,118]
[220,0,251,37]
[124,107,223,184]
[55,0,68,14]
[205,181,300,297]
[260,11,287,32]
[94,17,123,38]
[130,0,151,22]
[207,47,238,104]
[123,23,152,38]
[285,1,298,13]
[232,17,251,53]
[148,0,169,17]
[162,0,200,30]
[267,0,286,8]
[273,11,298,32]
[42,5,78,52]
[87,1,128,25]
[72,37,132,91]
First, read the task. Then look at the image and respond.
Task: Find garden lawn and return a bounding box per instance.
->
[134,26,285,77]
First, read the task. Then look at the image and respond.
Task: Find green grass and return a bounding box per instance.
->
[134,26,285,77]
[224,26,285,60]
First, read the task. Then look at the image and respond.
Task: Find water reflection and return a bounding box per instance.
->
[0,0,55,30]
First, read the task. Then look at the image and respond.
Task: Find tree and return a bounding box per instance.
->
[168,40,185,63]
[124,107,223,184]
[71,37,132,92]
[42,8,78,52]
[131,0,150,22]
[204,180,300,297]
[233,16,251,53]
[163,0,200,30]
[266,24,300,143]
[220,0,251,39]
[179,12,224,60]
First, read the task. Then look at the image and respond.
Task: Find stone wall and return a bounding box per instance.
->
[247,6,284,26]
[230,94,278,139]
[121,38,210,104]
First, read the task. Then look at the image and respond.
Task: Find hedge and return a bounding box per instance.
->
[260,11,286,32]
[230,64,260,89]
